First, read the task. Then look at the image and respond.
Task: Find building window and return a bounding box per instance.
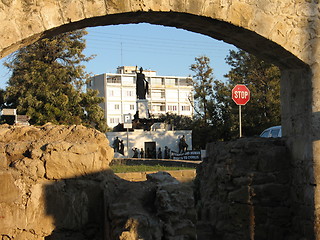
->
[130,105,135,110]
[109,90,114,96]
[168,105,177,111]
[88,80,93,87]
[126,91,133,97]
[179,78,192,86]
[182,105,191,111]
[160,105,166,111]
[122,76,135,85]
[151,77,163,85]
[166,78,176,85]
[107,76,121,84]
[110,118,120,124]
[115,104,120,110]
[152,104,165,112]
[152,89,165,99]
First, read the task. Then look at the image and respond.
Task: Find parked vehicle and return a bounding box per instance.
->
[260,126,282,138]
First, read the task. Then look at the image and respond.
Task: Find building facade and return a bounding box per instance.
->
[88,66,194,127]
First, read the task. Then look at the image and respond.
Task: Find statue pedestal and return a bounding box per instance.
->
[137,99,149,119]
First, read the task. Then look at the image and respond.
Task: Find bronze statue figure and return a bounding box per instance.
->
[136,67,149,99]
[179,135,188,153]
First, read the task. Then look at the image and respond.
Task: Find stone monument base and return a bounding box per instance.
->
[137,99,149,119]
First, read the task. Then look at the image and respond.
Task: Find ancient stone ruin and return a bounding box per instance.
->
[0,124,196,240]
[0,1,320,237]
[0,124,313,239]
[195,138,308,240]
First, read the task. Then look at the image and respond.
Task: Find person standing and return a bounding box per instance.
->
[119,140,124,155]
[112,137,120,152]
[168,147,171,159]
[164,146,169,159]
[157,147,162,159]
[146,148,151,158]
[132,148,138,158]
[140,148,145,158]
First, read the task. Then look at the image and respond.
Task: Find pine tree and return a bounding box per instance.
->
[2,29,108,132]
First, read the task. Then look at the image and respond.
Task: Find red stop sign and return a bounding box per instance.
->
[232,84,250,105]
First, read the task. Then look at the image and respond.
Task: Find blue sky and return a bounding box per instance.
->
[0,23,237,88]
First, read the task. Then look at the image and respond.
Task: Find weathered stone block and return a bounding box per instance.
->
[258,150,289,172]
[228,187,249,203]
[0,124,114,239]
[0,172,20,203]
[253,183,290,205]
[251,172,276,185]
[233,176,251,186]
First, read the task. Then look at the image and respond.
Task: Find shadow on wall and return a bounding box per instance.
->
[43,170,197,240]
[194,137,316,240]
[44,170,115,240]
[280,66,316,239]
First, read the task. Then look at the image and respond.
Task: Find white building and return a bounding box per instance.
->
[88,66,194,127]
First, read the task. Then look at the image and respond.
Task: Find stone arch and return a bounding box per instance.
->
[0,0,317,65]
[44,11,308,69]
[0,4,312,69]
[0,1,319,239]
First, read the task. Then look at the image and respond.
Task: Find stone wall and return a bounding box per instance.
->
[194,138,306,240]
[0,123,114,239]
[106,171,196,240]
[0,124,196,240]
[1,124,317,240]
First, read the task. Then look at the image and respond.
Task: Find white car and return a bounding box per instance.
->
[260,126,282,138]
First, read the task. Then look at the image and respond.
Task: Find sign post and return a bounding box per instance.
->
[232,84,250,137]
[123,113,132,157]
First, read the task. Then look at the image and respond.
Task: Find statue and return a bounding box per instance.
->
[136,67,149,99]
[178,135,188,153]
